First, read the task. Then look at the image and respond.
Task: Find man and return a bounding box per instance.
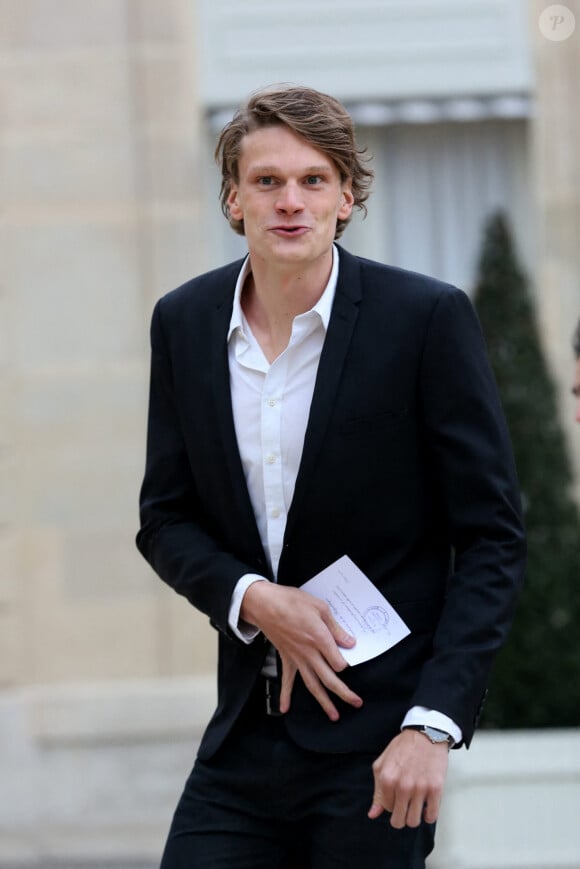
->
[137,85,526,868]
[573,318,580,422]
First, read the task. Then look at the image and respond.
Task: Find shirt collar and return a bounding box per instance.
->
[227,244,340,342]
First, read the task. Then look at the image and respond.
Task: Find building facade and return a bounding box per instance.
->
[1,0,579,865]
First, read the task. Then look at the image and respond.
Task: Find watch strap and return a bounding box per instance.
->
[404,724,454,748]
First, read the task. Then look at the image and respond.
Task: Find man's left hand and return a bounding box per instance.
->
[368,729,449,828]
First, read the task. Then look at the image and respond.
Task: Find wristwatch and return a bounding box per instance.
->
[404,725,455,749]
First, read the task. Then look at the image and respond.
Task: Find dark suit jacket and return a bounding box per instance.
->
[136,245,526,760]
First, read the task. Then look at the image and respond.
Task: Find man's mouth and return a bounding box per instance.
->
[270,226,309,236]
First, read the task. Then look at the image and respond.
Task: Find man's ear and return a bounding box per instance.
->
[338,183,355,221]
[227,186,243,220]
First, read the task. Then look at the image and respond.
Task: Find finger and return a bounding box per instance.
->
[297,662,362,719]
[314,659,363,709]
[423,789,443,825]
[389,799,409,830]
[406,793,426,828]
[320,643,351,674]
[321,611,356,650]
[279,661,296,714]
[367,801,385,820]
[389,783,412,830]
[311,625,355,674]
[369,756,392,819]
[281,655,345,721]
[300,666,340,721]
[326,675,363,709]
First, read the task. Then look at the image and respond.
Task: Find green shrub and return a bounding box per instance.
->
[474,211,580,728]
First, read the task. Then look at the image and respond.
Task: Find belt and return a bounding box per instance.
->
[247,676,283,717]
[265,677,283,717]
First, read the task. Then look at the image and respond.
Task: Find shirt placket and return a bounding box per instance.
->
[261,352,288,578]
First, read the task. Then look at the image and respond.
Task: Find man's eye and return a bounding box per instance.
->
[306,175,322,185]
[258,177,274,186]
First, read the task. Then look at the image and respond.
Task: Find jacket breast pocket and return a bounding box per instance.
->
[340,409,410,438]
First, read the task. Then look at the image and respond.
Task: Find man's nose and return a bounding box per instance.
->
[276,182,304,212]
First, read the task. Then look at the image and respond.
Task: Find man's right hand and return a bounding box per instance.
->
[240,582,363,721]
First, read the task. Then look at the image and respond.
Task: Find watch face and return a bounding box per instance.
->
[424,726,451,743]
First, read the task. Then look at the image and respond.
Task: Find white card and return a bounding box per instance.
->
[300,555,411,666]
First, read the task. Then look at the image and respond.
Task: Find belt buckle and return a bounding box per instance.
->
[265,678,283,717]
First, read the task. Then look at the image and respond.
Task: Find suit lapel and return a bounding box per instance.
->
[286,248,362,537]
[209,265,268,563]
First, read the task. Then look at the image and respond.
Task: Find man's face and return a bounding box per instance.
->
[573,357,580,423]
[227,125,354,270]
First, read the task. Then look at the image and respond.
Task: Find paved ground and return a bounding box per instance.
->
[0,864,157,869]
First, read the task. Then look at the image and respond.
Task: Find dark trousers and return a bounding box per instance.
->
[161,682,435,868]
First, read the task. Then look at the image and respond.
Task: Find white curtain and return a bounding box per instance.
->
[343,119,532,295]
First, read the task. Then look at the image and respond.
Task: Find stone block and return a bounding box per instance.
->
[0,423,17,528]
[29,675,215,743]
[63,529,153,601]
[1,136,136,209]
[2,53,132,136]
[0,611,19,684]
[0,691,41,837]
[26,592,162,683]
[4,222,142,368]
[129,0,195,45]
[8,526,161,684]
[157,591,218,677]
[6,528,63,683]
[132,52,198,131]
[10,450,138,530]
[0,533,18,605]
[146,212,208,304]
[138,134,199,205]
[0,294,9,369]
[10,364,147,533]
[11,448,143,531]
[0,0,128,50]
[14,363,147,442]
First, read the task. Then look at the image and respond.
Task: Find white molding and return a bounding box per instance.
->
[198,0,533,108]
[431,730,580,869]
[208,94,533,133]
[26,676,216,744]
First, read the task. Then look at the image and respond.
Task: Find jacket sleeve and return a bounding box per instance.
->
[136,299,258,641]
[410,287,526,744]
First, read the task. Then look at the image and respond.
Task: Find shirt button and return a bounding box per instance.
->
[265,454,277,465]
[271,507,281,518]
[267,398,277,407]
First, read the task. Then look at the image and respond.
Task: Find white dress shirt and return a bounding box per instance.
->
[225,245,462,744]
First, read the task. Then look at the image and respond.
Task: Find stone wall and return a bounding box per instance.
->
[0,0,217,693]
[531,0,580,499]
